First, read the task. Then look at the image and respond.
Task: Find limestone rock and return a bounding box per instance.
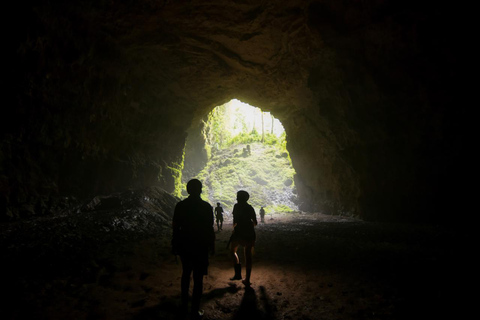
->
[3,0,468,222]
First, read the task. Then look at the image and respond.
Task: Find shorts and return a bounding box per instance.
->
[232,238,255,247]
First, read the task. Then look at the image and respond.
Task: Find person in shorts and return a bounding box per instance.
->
[229,190,258,286]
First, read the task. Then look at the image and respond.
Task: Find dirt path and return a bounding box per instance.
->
[5,212,470,320]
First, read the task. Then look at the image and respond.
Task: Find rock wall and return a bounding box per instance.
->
[2,0,467,221]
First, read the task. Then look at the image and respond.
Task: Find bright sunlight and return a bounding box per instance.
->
[224,99,285,137]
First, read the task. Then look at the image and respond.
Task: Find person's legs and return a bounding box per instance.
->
[191,268,204,316]
[180,256,193,306]
[243,244,253,286]
[230,242,239,264]
[230,242,242,280]
[244,245,253,270]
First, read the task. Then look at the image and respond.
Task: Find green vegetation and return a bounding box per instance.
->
[184,100,298,214]
[169,149,185,198]
[270,204,295,213]
[196,142,297,212]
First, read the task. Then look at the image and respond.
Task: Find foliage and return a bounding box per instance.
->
[270,204,296,213]
[202,104,231,157]
[183,100,297,214]
[202,101,288,154]
[197,141,297,213]
[227,131,261,145]
[169,149,185,198]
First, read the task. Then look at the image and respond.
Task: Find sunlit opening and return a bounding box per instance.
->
[182,99,298,216]
[223,99,285,137]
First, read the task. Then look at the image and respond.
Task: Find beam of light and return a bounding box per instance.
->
[224,99,284,137]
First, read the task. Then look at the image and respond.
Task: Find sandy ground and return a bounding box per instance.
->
[4,212,472,320]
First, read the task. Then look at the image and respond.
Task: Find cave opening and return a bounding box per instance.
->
[182,99,298,215]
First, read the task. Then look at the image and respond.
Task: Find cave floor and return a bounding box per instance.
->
[3,212,470,320]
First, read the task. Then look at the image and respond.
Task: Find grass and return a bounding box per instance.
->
[196,142,297,213]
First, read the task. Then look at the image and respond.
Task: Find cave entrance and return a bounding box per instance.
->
[182,99,298,216]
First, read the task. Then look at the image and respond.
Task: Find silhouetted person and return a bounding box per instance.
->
[259,206,265,223]
[246,144,251,155]
[172,179,215,319]
[229,190,258,286]
[215,202,224,231]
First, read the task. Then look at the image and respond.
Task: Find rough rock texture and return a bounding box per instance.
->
[3,0,467,222]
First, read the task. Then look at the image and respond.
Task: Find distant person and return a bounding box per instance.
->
[229,190,258,286]
[215,202,224,231]
[172,179,215,319]
[259,206,265,223]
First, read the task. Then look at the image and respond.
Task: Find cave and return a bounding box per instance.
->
[2,1,472,319]
[5,0,468,222]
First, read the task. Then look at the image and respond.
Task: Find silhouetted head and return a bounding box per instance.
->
[236,190,249,203]
[186,179,202,196]
[217,202,221,206]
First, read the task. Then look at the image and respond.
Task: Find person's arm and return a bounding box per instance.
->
[251,206,258,226]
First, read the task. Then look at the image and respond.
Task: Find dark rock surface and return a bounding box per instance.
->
[2,186,177,287]
[2,186,178,317]
[4,0,469,222]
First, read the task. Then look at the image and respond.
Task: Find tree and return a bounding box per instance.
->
[271,114,274,134]
[261,111,265,142]
[252,107,256,133]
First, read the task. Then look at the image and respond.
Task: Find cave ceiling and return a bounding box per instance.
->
[4,0,466,222]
